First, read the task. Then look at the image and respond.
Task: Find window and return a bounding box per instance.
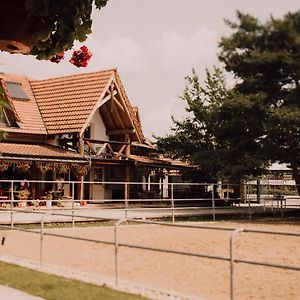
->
[5,82,30,100]
[0,109,8,126]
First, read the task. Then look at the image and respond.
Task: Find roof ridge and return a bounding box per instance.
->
[30,68,117,84]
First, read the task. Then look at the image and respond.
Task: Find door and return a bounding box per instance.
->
[91,167,104,200]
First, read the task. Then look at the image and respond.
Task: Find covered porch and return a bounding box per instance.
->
[0,142,88,207]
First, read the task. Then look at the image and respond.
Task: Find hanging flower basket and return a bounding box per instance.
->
[71,164,88,178]
[0,0,109,60]
[16,161,32,172]
[36,162,55,172]
[56,163,69,174]
[0,161,11,172]
[0,0,47,54]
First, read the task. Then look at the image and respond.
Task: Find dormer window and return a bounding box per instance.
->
[5,81,30,100]
[0,109,8,126]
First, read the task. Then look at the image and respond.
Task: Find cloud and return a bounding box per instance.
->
[154,26,219,70]
[85,35,147,73]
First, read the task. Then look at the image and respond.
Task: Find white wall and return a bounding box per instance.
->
[89,110,108,140]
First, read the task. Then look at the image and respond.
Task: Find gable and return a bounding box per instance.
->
[82,71,145,143]
[31,70,115,134]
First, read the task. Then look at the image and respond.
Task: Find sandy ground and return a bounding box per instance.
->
[0,221,300,300]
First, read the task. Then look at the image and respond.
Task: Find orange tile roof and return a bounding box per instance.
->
[0,142,84,160]
[0,70,146,144]
[0,73,46,134]
[129,154,194,170]
[114,72,145,142]
[30,70,115,134]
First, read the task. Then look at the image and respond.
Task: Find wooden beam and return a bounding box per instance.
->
[110,84,115,113]
[85,140,96,155]
[99,93,111,106]
[115,144,127,158]
[96,143,108,156]
[100,102,117,128]
[83,138,129,146]
[112,95,125,112]
[106,129,135,136]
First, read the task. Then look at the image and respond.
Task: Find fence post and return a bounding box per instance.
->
[124,183,128,219]
[247,185,252,221]
[230,228,244,300]
[40,212,52,266]
[280,197,284,218]
[72,196,75,228]
[114,218,127,287]
[10,211,14,229]
[212,185,215,222]
[171,183,175,223]
[10,181,14,208]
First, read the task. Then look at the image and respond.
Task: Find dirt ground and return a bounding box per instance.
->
[0,221,300,300]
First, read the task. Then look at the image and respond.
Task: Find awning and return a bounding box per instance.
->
[0,142,88,164]
[129,154,195,170]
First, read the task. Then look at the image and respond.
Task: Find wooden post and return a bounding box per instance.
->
[80,175,86,206]
[124,133,131,199]
[31,165,36,200]
[78,134,84,155]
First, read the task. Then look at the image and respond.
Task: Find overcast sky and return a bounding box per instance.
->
[1,0,299,139]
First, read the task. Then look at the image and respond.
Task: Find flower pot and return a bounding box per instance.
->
[0,0,46,54]
[18,198,27,208]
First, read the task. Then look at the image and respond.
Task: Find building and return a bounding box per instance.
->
[0,69,192,203]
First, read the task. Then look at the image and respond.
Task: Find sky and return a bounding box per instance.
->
[0,0,299,139]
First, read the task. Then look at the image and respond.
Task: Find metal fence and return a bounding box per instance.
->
[0,208,300,300]
[0,179,299,223]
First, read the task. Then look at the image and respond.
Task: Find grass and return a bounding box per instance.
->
[0,261,147,300]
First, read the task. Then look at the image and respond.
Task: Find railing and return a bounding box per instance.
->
[0,209,299,299]
[0,180,299,224]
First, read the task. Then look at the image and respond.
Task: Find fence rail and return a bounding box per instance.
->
[0,179,299,224]
[0,209,299,300]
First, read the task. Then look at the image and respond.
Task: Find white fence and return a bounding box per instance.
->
[0,209,299,300]
[0,180,299,223]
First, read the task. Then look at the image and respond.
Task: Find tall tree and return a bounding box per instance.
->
[219,11,300,193]
[156,68,268,182]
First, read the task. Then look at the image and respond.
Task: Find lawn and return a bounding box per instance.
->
[0,261,146,300]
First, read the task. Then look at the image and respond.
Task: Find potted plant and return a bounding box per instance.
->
[17,188,30,208]
[0,0,109,64]
[56,163,69,174]
[36,162,55,172]
[71,164,88,178]
[0,161,11,172]
[16,161,32,172]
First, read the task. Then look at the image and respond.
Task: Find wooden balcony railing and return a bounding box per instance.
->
[83,138,130,160]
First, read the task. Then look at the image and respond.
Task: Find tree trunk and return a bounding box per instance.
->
[291,162,300,196]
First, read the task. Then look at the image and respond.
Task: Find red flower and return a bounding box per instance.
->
[50,51,65,64]
[69,46,92,68]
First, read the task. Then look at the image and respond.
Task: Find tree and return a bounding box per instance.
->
[156,68,224,182]
[156,67,268,183]
[157,11,300,189]
[219,11,300,193]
